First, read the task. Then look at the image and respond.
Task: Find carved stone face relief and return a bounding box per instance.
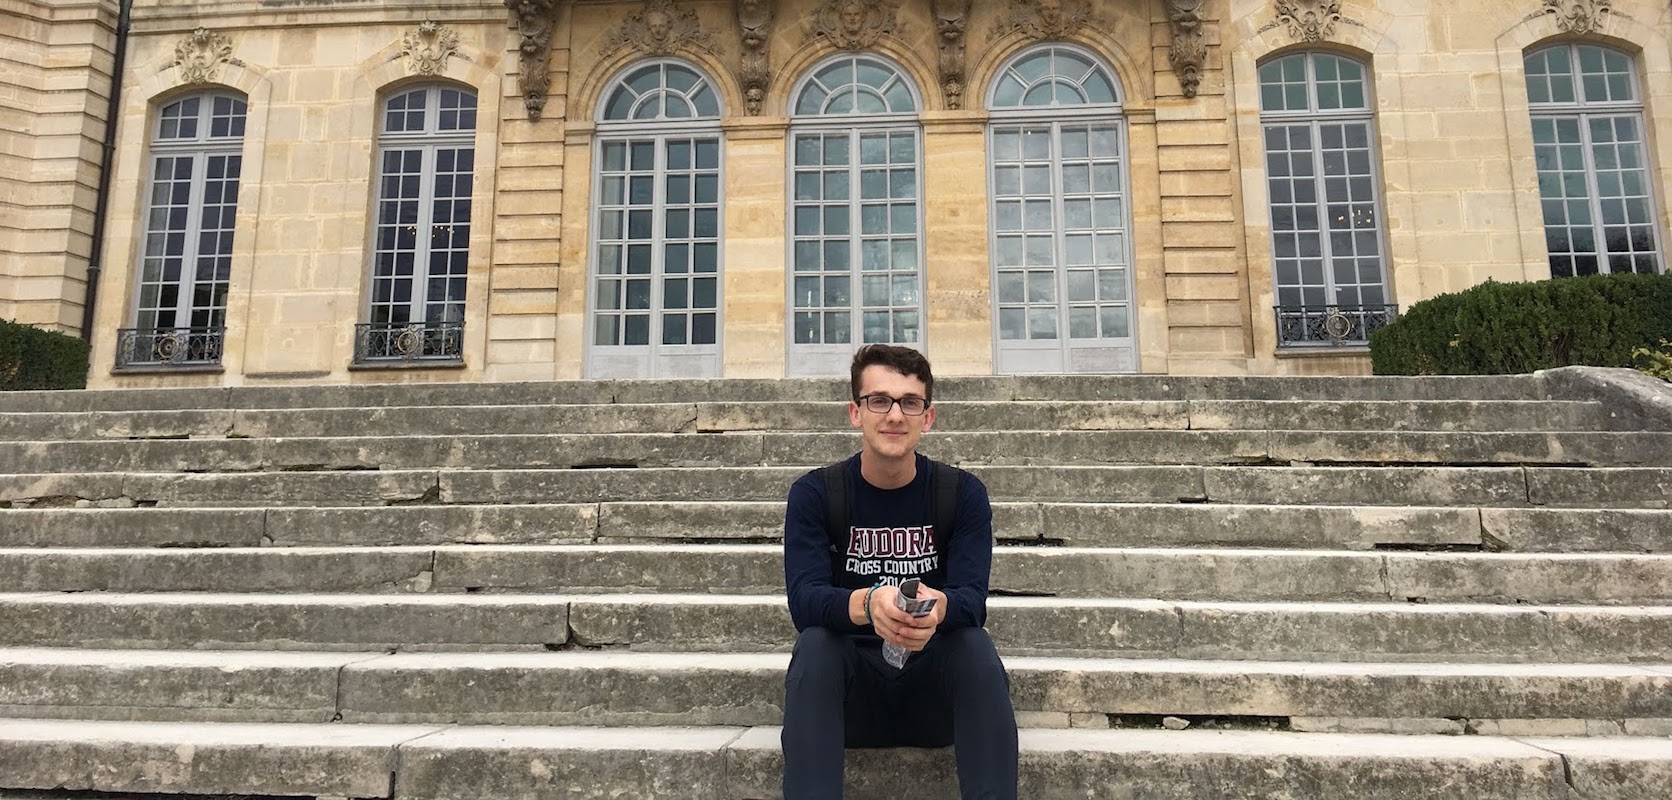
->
[807,0,898,50]
[1274,0,1341,43]
[1543,0,1612,34]
[174,27,239,85]
[737,0,776,115]
[505,0,557,119]
[990,0,1092,42]
[603,0,719,58]
[401,20,461,76]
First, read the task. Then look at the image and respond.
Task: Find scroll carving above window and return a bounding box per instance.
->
[805,0,899,51]
[932,0,972,109]
[1543,0,1612,34]
[737,0,776,115]
[988,0,1095,42]
[173,28,242,85]
[400,20,461,76]
[1165,0,1207,98]
[506,0,558,119]
[1273,0,1341,43]
[602,0,721,59]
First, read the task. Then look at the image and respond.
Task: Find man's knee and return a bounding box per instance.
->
[936,627,1010,687]
[786,627,850,682]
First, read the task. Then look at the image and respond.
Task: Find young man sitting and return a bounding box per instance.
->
[781,344,1019,799]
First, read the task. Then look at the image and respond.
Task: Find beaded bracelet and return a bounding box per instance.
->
[863,580,882,626]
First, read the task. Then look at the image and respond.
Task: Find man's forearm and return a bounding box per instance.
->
[847,587,870,627]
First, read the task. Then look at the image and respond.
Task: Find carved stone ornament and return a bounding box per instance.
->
[1543,0,1612,34]
[806,0,899,51]
[173,27,239,84]
[1165,0,1206,98]
[1274,0,1341,43]
[932,0,972,110]
[989,0,1094,43]
[506,0,558,120]
[602,0,721,59]
[401,20,461,76]
[737,0,776,115]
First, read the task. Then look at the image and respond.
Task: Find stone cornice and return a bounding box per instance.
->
[128,0,505,33]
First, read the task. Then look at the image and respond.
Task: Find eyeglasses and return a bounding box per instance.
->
[857,395,929,416]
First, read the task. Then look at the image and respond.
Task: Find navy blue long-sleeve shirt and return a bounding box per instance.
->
[784,453,994,634]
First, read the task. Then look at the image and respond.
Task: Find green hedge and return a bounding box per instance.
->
[1369,273,1672,375]
[0,319,90,391]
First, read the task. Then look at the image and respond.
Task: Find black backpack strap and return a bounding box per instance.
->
[821,462,849,574]
[929,459,963,552]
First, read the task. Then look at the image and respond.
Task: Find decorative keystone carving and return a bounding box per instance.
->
[806,0,899,51]
[989,0,1094,42]
[1165,0,1206,98]
[173,27,240,84]
[603,0,721,59]
[737,0,775,115]
[401,20,461,76]
[1274,0,1341,42]
[506,0,558,120]
[932,0,971,110]
[1543,0,1612,34]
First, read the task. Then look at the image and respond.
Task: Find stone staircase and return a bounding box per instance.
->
[0,369,1669,799]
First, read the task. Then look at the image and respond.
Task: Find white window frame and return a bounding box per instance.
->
[1257,51,1394,348]
[1526,43,1665,277]
[587,59,726,379]
[985,43,1137,375]
[786,53,926,377]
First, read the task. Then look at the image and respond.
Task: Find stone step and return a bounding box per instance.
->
[7,718,1660,799]
[4,502,1667,552]
[4,545,1672,605]
[1,592,1666,663]
[3,648,1670,732]
[0,399,1614,441]
[6,465,1668,509]
[0,375,1552,414]
[2,430,1669,474]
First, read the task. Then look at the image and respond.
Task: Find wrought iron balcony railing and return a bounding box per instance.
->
[114,327,225,370]
[1275,304,1398,348]
[354,321,464,364]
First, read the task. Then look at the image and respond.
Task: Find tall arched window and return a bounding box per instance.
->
[1526,44,1662,277]
[788,54,922,376]
[589,61,724,378]
[358,83,477,363]
[987,45,1134,374]
[1258,52,1393,348]
[119,91,246,370]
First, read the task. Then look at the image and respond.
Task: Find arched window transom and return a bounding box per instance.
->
[990,46,1119,108]
[601,62,721,121]
[794,56,916,116]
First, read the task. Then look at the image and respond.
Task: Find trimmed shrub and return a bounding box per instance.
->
[1636,339,1672,382]
[1370,273,1672,375]
[0,319,90,390]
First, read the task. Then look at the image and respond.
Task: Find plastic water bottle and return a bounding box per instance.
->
[882,577,935,669]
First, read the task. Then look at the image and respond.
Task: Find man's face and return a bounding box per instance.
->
[849,364,935,461]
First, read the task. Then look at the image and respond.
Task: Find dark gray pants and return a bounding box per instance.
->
[781,625,1019,799]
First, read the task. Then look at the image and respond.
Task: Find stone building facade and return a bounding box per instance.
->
[2,0,1668,387]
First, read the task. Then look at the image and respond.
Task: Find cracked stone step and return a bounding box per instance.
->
[0,400,1614,441]
[5,544,1672,604]
[3,592,1665,662]
[0,374,1552,414]
[2,430,1669,474]
[8,719,1653,799]
[6,466,1668,509]
[7,648,1666,729]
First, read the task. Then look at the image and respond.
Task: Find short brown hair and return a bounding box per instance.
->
[849,344,934,404]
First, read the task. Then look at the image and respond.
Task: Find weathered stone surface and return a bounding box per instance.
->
[1526,468,1672,509]
[1385,553,1672,604]
[566,595,792,651]
[0,593,571,651]
[0,409,237,441]
[338,652,785,726]
[992,548,1388,601]
[121,470,440,507]
[0,718,428,797]
[0,508,266,547]
[230,404,702,438]
[1036,504,1479,549]
[1549,607,1672,661]
[725,727,1569,799]
[1539,365,1672,430]
[395,725,740,800]
[442,467,805,503]
[0,473,130,507]
[1204,466,1529,506]
[1481,508,1672,552]
[265,505,599,546]
[1267,431,1601,466]
[1189,400,1604,433]
[1522,736,1672,800]
[1172,601,1555,662]
[969,465,1207,503]
[0,387,235,414]
[0,547,435,592]
[0,648,357,722]
[432,545,782,593]
[596,502,782,541]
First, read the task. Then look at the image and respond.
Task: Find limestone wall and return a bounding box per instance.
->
[0,0,117,334]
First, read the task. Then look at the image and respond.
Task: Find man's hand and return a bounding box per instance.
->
[868,584,948,652]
